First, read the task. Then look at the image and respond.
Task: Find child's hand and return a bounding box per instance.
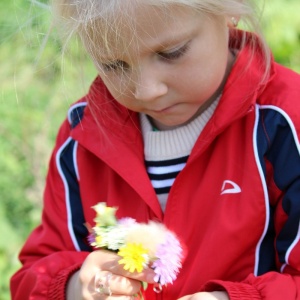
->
[66,250,156,299]
[178,291,229,300]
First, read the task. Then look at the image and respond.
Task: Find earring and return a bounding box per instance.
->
[231,17,238,27]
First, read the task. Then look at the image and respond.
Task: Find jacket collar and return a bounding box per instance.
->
[190,30,276,155]
[71,78,163,219]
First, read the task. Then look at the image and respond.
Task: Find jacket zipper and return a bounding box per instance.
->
[156,290,163,300]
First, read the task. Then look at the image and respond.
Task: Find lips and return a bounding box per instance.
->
[152,103,179,113]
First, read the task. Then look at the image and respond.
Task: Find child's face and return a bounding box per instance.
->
[95,5,235,130]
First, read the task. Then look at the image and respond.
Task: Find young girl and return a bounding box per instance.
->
[10,0,300,299]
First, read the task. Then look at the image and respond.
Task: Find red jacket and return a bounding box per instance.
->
[11,33,300,299]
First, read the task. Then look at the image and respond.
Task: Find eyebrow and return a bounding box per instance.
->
[98,28,194,62]
[148,27,194,50]
[155,37,190,53]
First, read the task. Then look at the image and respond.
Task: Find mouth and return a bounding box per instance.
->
[152,103,179,113]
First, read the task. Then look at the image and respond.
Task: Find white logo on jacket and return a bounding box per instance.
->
[220,180,241,195]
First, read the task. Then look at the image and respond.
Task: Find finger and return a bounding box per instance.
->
[79,250,155,299]
[90,250,156,283]
[107,263,155,284]
[94,270,142,296]
[83,288,134,300]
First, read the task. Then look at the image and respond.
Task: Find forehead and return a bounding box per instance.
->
[84,5,203,59]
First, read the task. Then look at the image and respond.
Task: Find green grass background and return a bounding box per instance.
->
[1,0,299,299]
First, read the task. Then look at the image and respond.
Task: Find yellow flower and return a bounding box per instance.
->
[95,235,103,246]
[118,243,149,273]
[93,202,117,227]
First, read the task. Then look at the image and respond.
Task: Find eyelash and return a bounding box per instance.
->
[101,42,191,72]
[101,60,129,72]
[158,42,191,61]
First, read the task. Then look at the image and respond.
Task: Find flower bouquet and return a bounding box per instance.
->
[88,202,184,294]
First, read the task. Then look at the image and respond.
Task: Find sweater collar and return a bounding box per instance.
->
[139,96,220,161]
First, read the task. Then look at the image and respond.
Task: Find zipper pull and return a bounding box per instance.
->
[153,283,162,293]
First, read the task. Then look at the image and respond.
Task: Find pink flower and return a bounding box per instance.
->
[152,232,183,285]
[87,232,96,245]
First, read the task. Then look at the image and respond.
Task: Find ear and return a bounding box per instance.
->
[226,16,240,28]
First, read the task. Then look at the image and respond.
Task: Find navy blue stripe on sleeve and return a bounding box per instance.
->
[256,105,300,270]
[68,102,87,128]
[56,137,91,251]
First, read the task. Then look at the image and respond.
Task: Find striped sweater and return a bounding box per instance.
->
[140,98,219,211]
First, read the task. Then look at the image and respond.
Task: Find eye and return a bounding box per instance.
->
[101,60,129,72]
[158,42,191,61]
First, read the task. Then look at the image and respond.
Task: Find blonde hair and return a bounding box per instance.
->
[52,0,270,82]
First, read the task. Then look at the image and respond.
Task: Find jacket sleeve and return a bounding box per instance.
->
[10,116,90,300]
[203,107,300,299]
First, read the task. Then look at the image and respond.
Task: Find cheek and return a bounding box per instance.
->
[181,51,228,100]
[184,59,222,87]
[100,74,133,100]
[184,43,228,86]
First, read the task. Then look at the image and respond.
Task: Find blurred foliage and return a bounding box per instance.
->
[0,0,299,299]
[0,0,96,298]
[263,0,300,72]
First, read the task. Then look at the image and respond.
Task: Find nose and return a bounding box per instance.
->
[133,66,168,102]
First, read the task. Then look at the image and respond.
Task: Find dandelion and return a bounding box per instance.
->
[118,243,150,273]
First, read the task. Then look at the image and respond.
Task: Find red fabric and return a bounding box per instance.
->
[11,252,88,300]
[10,32,300,300]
